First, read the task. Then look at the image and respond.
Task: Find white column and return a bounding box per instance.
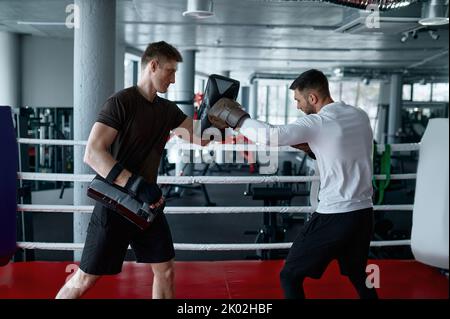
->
[387,74,403,144]
[249,80,258,119]
[0,32,21,107]
[376,81,391,144]
[240,86,250,113]
[168,50,196,177]
[73,0,116,261]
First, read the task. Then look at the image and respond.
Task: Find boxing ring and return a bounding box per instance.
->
[1,115,448,299]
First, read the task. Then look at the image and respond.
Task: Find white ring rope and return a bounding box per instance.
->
[17,138,420,153]
[164,142,420,153]
[14,140,418,255]
[16,240,411,251]
[16,173,319,183]
[17,138,87,146]
[17,204,414,213]
[17,172,417,183]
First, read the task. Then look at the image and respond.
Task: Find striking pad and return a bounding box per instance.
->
[87,175,161,230]
[197,74,240,140]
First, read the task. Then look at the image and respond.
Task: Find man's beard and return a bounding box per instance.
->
[304,102,315,115]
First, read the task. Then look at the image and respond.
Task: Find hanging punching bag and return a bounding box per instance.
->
[411,118,449,269]
[0,106,18,266]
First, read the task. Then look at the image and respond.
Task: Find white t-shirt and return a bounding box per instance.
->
[240,101,373,213]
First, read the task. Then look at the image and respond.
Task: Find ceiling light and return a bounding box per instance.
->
[182,0,214,19]
[419,0,449,26]
[333,68,343,78]
[428,29,440,40]
[400,32,409,43]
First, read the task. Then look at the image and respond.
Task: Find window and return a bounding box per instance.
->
[329,81,341,101]
[195,77,207,94]
[413,83,431,102]
[124,53,140,88]
[402,84,412,101]
[331,80,380,131]
[341,82,358,106]
[358,81,381,128]
[286,89,298,124]
[432,83,449,102]
[257,80,300,124]
[257,85,268,121]
[267,85,287,124]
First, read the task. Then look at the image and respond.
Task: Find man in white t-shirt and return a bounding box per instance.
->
[207,69,378,299]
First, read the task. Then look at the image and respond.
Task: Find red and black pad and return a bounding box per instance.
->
[87,175,161,230]
[0,106,18,266]
[197,74,240,141]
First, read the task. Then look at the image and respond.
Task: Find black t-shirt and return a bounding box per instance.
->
[96,86,187,183]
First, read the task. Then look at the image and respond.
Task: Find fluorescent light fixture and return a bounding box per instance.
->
[419,0,449,26]
[392,1,412,9]
[419,17,449,25]
[17,21,66,26]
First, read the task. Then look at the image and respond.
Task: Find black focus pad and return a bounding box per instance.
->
[308,151,317,160]
[125,174,145,197]
[87,175,160,230]
[197,74,240,140]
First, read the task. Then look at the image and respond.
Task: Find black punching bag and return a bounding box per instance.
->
[0,106,18,266]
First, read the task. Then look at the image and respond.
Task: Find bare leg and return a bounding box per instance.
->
[55,268,100,299]
[151,259,175,299]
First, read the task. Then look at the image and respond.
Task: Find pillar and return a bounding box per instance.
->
[388,74,403,144]
[170,50,196,177]
[73,0,116,260]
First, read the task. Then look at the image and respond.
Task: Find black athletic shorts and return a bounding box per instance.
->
[283,207,374,279]
[79,203,175,275]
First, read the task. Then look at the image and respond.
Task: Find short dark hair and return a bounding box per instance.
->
[141,41,183,68]
[289,69,330,97]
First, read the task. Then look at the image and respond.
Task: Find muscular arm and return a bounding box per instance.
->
[174,117,210,146]
[83,122,131,187]
[238,118,313,146]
